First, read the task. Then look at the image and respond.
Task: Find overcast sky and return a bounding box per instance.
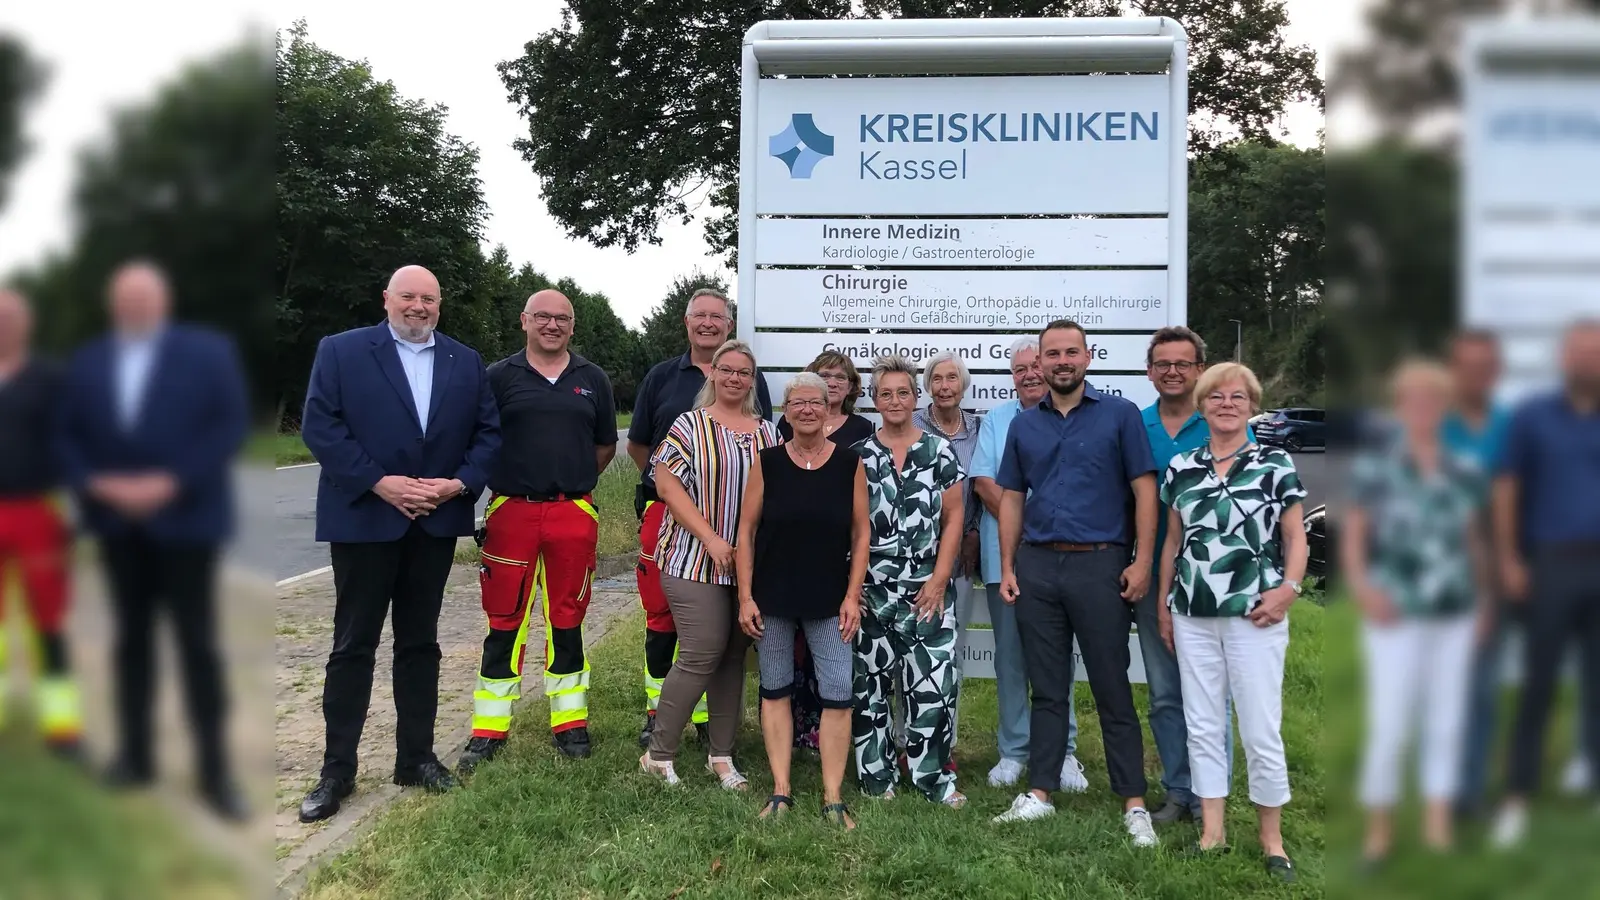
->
[0,0,1357,327]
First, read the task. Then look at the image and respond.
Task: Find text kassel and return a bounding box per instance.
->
[857,110,1161,181]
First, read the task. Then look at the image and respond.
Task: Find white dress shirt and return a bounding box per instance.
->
[388,323,436,432]
[114,330,161,430]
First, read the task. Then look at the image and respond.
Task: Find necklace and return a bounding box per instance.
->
[929,410,963,438]
[791,440,826,470]
[1209,440,1250,463]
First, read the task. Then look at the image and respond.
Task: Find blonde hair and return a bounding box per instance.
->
[1389,357,1454,402]
[869,354,920,400]
[693,339,762,419]
[1193,361,1263,413]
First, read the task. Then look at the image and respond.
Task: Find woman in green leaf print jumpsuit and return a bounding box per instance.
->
[1157,362,1308,883]
[851,355,968,808]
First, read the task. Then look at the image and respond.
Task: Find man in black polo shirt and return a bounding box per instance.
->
[458,289,617,770]
[0,288,82,758]
[627,287,773,747]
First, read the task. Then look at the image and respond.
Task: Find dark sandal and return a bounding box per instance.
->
[1265,855,1297,883]
[822,802,857,830]
[759,794,793,819]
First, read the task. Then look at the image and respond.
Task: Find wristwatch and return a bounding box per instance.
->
[1284,579,1303,595]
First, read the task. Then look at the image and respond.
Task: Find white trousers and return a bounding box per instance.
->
[1358,615,1476,807]
[1174,613,1291,807]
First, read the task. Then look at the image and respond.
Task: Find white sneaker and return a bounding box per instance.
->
[988,758,1025,787]
[1059,755,1089,793]
[1561,755,1592,796]
[1489,804,1527,850]
[992,792,1055,824]
[1124,807,1159,848]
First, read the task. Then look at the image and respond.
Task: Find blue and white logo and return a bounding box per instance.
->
[769,113,834,178]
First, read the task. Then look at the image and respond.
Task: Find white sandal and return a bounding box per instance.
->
[640,753,680,786]
[706,756,750,791]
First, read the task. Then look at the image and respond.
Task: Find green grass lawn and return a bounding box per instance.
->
[0,735,243,898]
[303,603,1327,900]
[260,430,315,466]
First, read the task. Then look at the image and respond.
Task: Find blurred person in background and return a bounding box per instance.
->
[0,288,81,759]
[640,339,778,789]
[775,351,873,753]
[457,290,617,773]
[911,351,981,762]
[56,261,249,820]
[992,322,1155,843]
[296,265,501,823]
[1488,318,1600,849]
[970,337,1085,791]
[852,355,967,808]
[1345,359,1492,867]
[628,289,772,750]
[1139,327,1241,825]
[1442,329,1517,820]
[736,373,868,828]
[1155,362,1307,880]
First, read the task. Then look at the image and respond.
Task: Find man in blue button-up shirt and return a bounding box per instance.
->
[1139,327,1244,823]
[990,321,1160,845]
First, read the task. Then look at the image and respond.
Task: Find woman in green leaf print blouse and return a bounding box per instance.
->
[1156,362,1309,883]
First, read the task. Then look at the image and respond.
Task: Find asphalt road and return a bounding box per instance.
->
[268,445,1330,583]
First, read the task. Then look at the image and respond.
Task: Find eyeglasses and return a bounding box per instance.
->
[688,312,729,323]
[1205,391,1252,406]
[715,365,754,380]
[787,398,826,410]
[818,372,851,384]
[1153,360,1197,373]
[874,389,915,403]
[528,312,572,326]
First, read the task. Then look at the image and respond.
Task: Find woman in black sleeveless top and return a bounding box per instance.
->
[776,352,874,752]
[736,373,868,829]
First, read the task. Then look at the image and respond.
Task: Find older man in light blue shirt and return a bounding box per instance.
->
[389,322,436,432]
[969,338,1083,791]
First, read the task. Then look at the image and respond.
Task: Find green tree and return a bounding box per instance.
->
[277,20,490,424]
[0,33,46,213]
[498,0,1321,261]
[13,36,276,419]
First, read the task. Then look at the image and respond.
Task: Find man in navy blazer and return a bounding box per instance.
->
[296,264,501,824]
[56,260,250,820]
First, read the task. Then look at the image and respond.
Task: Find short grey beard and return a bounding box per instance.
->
[392,317,435,343]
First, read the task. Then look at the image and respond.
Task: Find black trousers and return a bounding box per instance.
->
[1015,543,1148,798]
[100,533,227,785]
[322,524,456,781]
[1506,548,1600,796]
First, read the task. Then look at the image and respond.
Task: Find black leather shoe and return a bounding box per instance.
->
[394,760,456,793]
[553,727,592,759]
[694,722,711,746]
[298,776,354,823]
[103,757,154,790]
[638,715,657,749]
[1150,799,1195,824]
[46,738,88,767]
[457,737,507,776]
[202,779,251,822]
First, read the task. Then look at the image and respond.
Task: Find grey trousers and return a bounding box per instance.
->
[649,574,750,760]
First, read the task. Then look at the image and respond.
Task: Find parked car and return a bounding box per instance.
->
[1254,407,1326,452]
[1304,504,1332,582]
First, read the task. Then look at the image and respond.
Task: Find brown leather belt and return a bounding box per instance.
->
[1031,541,1116,553]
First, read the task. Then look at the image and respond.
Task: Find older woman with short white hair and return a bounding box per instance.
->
[736,373,869,828]
[910,351,983,752]
[1157,362,1307,882]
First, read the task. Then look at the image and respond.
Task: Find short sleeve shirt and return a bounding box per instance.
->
[484,352,617,497]
[1160,444,1308,617]
[855,431,964,561]
[970,399,1024,585]
[650,409,781,584]
[629,353,774,488]
[1349,443,1488,617]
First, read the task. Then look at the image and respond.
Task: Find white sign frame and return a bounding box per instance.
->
[738,18,1190,684]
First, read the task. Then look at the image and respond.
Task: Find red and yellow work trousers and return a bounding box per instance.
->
[0,496,81,743]
[472,495,598,738]
[636,500,707,724]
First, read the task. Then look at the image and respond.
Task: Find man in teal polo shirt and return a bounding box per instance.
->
[970,337,1084,792]
[1140,326,1243,822]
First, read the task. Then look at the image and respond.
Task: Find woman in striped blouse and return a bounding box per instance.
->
[641,339,781,788]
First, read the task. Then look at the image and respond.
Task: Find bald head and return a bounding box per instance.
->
[522,289,575,356]
[0,288,33,359]
[383,265,441,343]
[108,261,172,336]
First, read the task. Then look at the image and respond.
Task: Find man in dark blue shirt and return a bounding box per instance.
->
[1487,319,1600,849]
[989,320,1160,846]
